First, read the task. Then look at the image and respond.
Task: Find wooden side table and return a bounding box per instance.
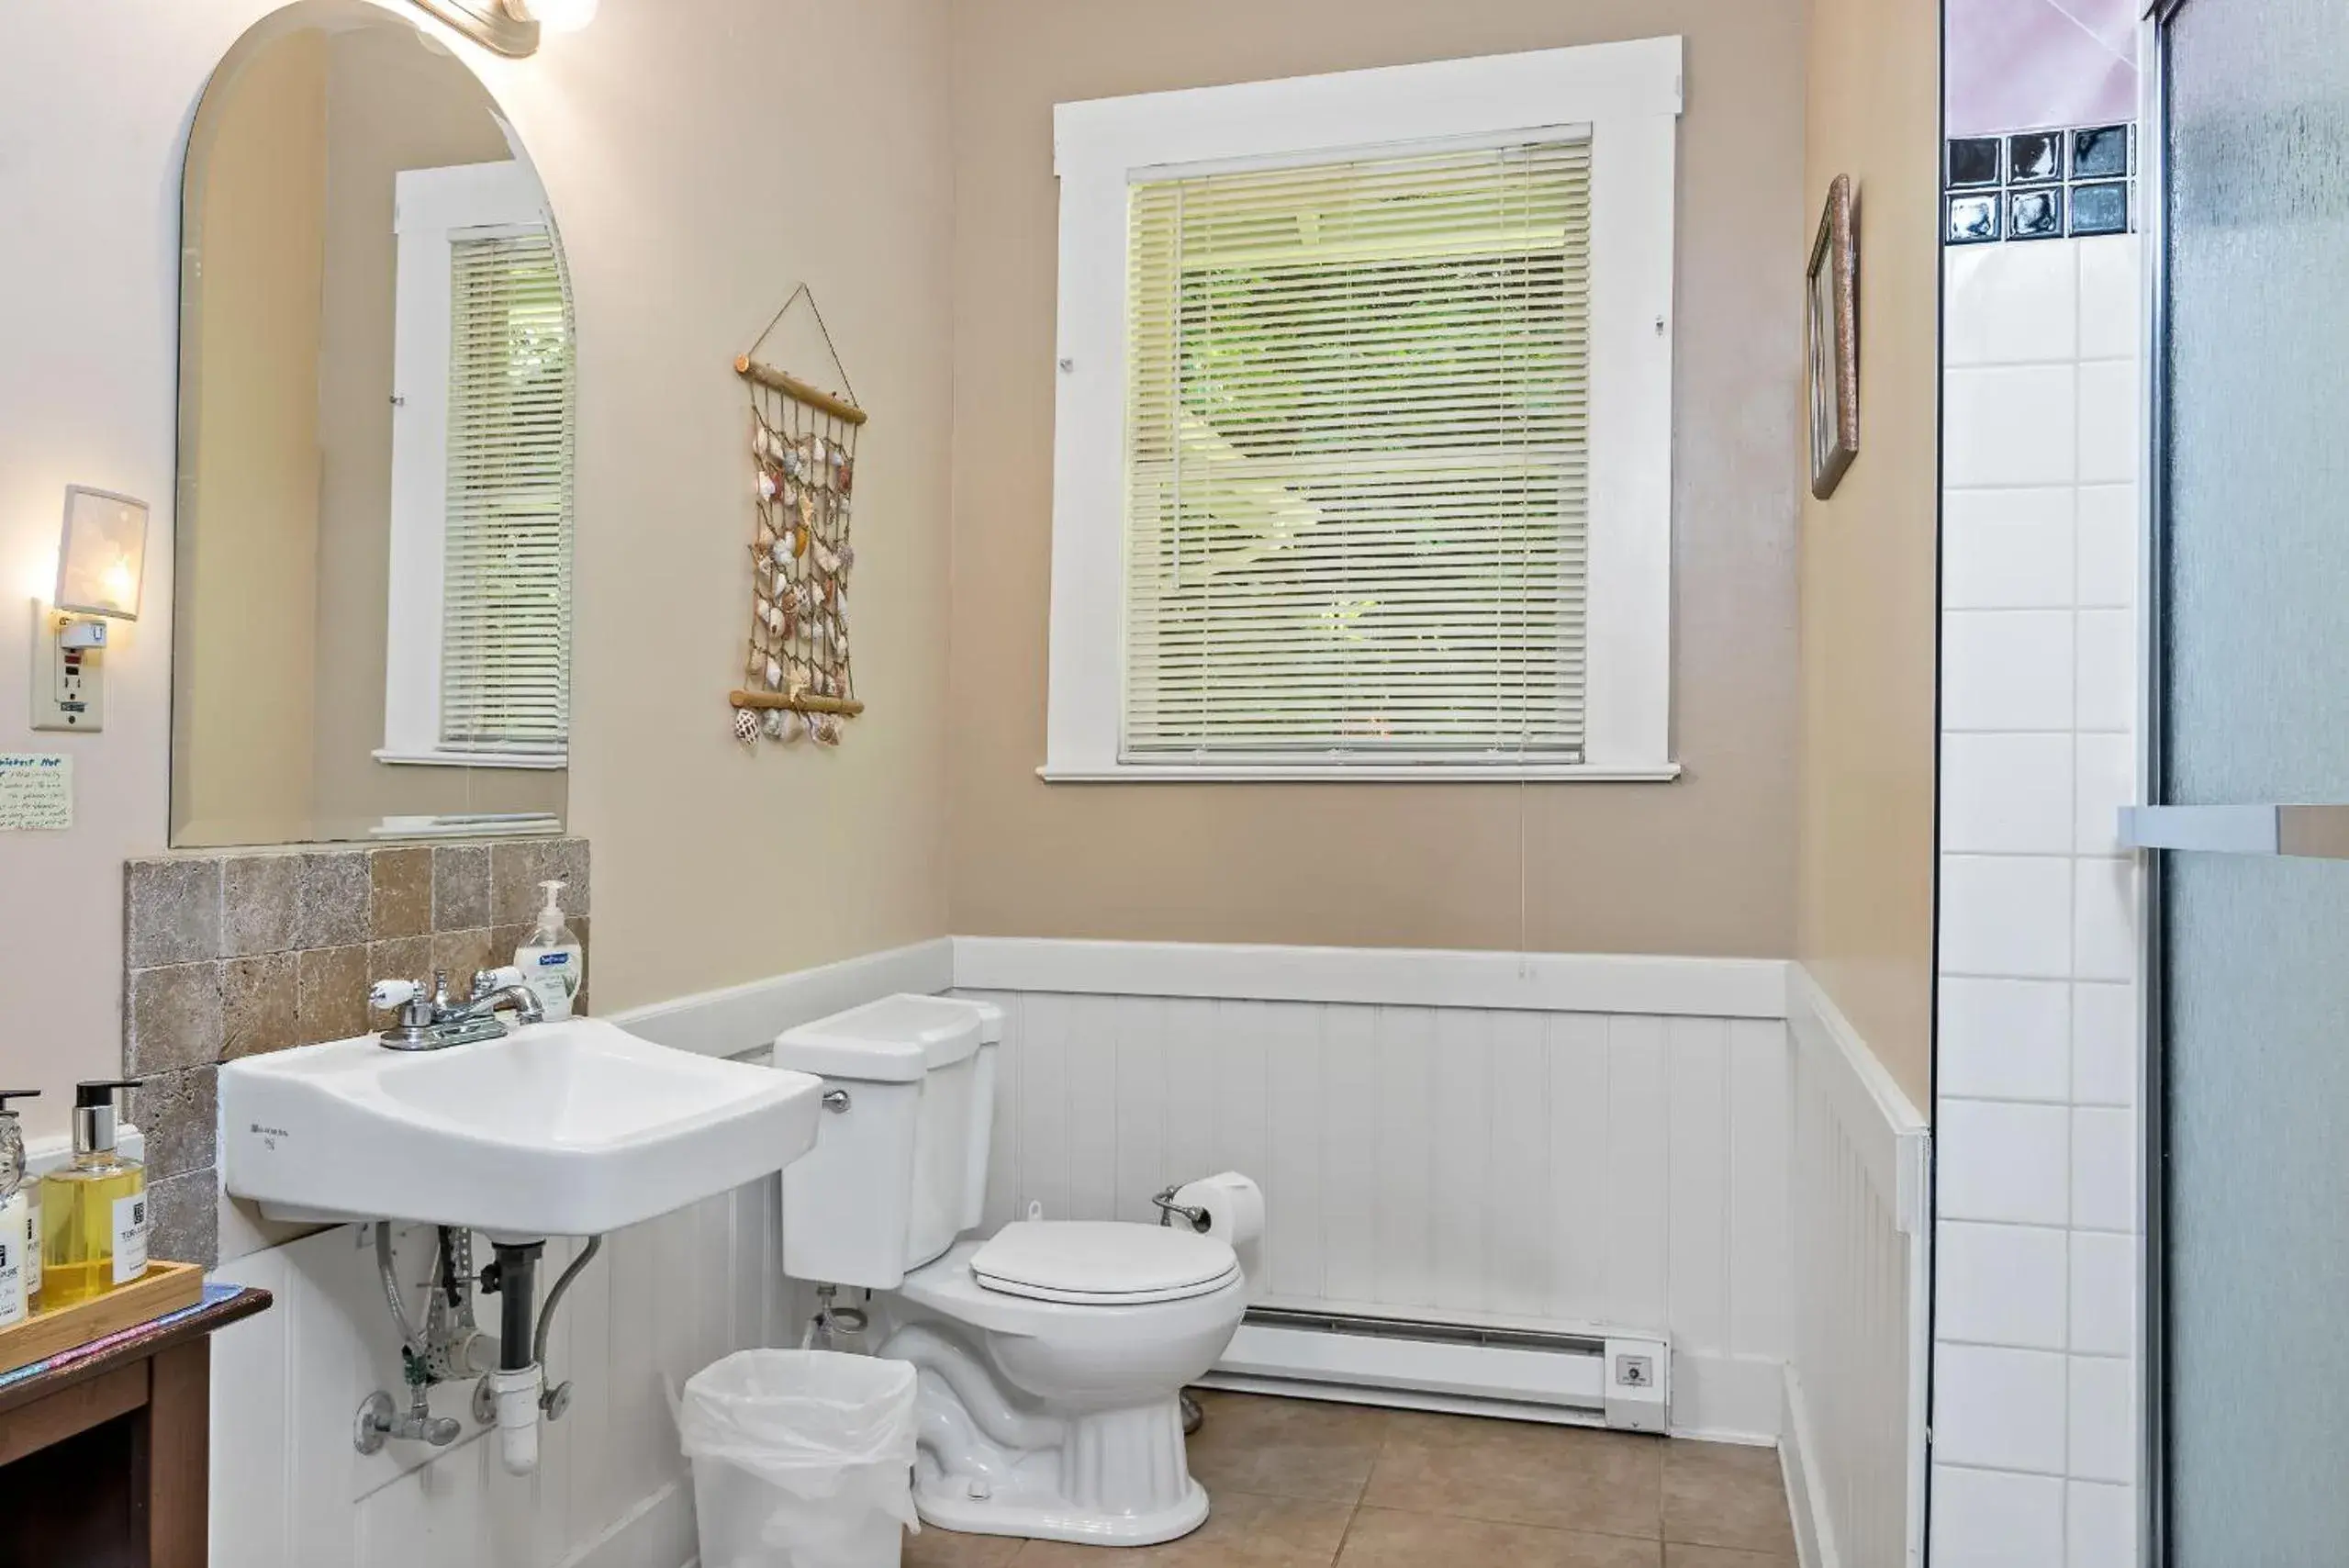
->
[0,1286,271,1568]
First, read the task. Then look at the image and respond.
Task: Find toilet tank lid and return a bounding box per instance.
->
[773,993,997,1082]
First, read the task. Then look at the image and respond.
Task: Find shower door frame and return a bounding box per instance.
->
[2132,4,2169,1562]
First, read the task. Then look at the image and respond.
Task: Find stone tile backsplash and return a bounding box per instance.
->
[121,837,589,1266]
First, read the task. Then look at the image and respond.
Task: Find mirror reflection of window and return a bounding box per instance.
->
[382,162,574,769]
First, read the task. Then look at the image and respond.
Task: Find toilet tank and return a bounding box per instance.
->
[772,994,1001,1289]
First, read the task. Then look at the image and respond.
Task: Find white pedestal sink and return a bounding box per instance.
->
[221,1015,821,1237]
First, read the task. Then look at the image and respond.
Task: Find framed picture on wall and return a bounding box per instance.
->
[1807,174,1860,499]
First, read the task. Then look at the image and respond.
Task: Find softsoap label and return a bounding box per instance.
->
[112,1191,149,1284]
[0,754,71,831]
[24,1193,39,1298]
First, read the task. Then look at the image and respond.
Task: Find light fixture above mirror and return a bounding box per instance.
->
[408,0,597,57]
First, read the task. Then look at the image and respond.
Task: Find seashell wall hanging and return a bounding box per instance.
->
[730,284,865,748]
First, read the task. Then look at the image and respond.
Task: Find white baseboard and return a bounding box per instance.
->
[607,937,955,1059]
[1781,1364,1837,1568]
[952,936,1788,1018]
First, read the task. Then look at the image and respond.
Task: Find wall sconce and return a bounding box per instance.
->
[409,0,597,57]
[30,487,149,734]
[55,486,149,622]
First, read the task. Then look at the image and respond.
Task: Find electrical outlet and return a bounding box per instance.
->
[29,600,105,733]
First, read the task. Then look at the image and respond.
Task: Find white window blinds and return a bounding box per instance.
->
[1123,137,1592,763]
[439,229,573,756]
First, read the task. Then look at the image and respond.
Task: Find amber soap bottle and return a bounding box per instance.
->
[40,1081,147,1308]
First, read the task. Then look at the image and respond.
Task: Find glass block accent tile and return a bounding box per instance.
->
[1945,122,2135,244]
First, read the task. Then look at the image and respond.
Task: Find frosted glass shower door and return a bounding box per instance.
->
[2126,0,2349,1559]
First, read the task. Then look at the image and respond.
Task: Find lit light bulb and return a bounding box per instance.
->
[506,0,598,31]
[103,554,135,605]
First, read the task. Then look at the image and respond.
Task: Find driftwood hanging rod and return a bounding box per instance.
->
[730,689,867,718]
[733,355,867,427]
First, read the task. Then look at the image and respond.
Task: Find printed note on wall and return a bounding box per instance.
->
[0,754,73,830]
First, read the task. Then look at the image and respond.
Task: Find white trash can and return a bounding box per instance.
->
[679,1350,920,1568]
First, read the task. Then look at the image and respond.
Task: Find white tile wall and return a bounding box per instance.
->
[1943,610,2077,731]
[1937,1221,2067,1349]
[1944,364,2080,487]
[2069,1230,2137,1356]
[2075,485,2138,607]
[1938,229,2146,1556]
[1944,487,2076,609]
[1934,1342,2070,1473]
[1940,977,2071,1102]
[2069,981,2137,1107]
[1940,856,2073,978]
[1946,240,2080,366]
[1934,1463,2066,1567]
[1939,1101,2071,1226]
[2069,1478,2140,1565]
[1942,734,2076,855]
[2066,1353,2135,1483]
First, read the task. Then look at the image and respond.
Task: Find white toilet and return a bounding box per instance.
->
[773,995,1253,1547]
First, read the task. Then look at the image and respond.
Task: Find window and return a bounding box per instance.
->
[382,161,574,768]
[1046,40,1683,780]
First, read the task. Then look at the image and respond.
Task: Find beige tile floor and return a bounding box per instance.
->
[902,1390,1798,1567]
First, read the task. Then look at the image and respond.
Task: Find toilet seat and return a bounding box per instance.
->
[969,1220,1239,1305]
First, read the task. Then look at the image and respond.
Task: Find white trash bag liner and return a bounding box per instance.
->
[679,1350,920,1568]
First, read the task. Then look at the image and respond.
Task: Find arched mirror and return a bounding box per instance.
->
[171,0,573,847]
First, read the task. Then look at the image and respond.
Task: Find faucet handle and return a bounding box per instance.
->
[473,965,526,999]
[370,979,420,1012]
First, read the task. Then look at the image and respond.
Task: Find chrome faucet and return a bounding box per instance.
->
[371,968,544,1051]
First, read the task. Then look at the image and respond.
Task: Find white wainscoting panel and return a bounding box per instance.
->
[1783,968,1931,1568]
[209,1183,787,1568]
[955,980,1794,1440]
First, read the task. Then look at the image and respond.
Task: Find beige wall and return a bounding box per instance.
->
[488,0,955,1012]
[945,0,1807,958]
[308,23,564,836]
[172,29,326,846]
[0,0,952,1137]
[1795,0,1941,1107]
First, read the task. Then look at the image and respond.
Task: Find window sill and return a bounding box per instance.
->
[1036,762,1683,784]
[374,747,567,771]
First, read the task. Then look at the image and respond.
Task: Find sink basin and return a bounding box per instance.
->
[221,1015,821,1238]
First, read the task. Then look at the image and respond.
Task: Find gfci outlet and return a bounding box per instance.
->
[29,600,105,733]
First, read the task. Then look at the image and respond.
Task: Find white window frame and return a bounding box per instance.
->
[1044,38,1683,783]
[379,159,567,771]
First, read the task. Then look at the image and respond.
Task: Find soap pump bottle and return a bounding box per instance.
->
[41,1081,147,1308]
[0,1091,39,1326]
[514,879,583,1019]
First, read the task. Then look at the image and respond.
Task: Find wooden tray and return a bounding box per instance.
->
[0,1263,205,1378]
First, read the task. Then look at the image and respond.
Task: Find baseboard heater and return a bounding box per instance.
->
[1197,1305,1671,1433]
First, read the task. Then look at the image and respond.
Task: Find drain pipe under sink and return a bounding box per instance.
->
[489,1242,544,1475]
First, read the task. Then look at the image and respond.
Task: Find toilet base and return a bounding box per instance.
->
[914,1475,1209,1547]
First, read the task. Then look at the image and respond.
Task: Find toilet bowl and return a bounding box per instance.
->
[768,996,1258,1547]
[879,1223,1247,1544]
